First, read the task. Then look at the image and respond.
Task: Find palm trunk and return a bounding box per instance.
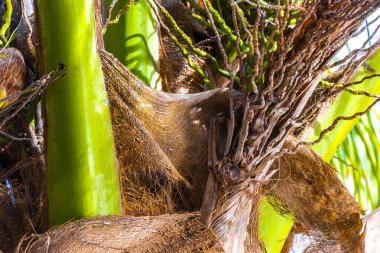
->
[202,177,260,253]
[10,51,366,252]
[36,0,121,226]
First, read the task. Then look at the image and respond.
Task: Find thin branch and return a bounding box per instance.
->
[333,156,359,171]
[236,0,306,12]
[352,14,380,38]
[326,24,380,70]
[301,98,380,147]
[332,73,380,96]
[0,130,30,141]
[201,0,235,156]
[103,0,119,28]
[0,65,65,129]
[103,2,130,33]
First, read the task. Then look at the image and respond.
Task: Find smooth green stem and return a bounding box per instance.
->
[0,0,12,47]
[37,0,121,226]
[104,0,161,89]
[258,198,293,253]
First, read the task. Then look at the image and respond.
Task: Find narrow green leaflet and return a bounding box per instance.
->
[332,107,380,212]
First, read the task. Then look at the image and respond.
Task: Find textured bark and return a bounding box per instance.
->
[102,50,241,214]
[265,137,364,252]
[18,213,224,253]
[0,49,362,252]
[1,0,377,252]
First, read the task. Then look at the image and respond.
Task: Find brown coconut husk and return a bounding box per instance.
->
[102,50,364,251]
[0,0,373,251]
[0,51,365,252]
[17,213,224,253]
[102,49,241,215]
[265,136,364,252]
[0,185,33,253]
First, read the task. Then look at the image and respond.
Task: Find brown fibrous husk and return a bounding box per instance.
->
[265,137,364,252]
[17,213,224,253]
[102,50,240,215]
[102,50,365,251]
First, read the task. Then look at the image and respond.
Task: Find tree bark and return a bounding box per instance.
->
[17,213,224,253]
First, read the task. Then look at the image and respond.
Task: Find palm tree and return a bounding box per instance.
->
[1,0,380,252]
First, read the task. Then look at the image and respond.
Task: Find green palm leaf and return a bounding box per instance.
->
[332,107,380,212]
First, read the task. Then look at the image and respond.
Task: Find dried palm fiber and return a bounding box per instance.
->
[18,213,224,253]
[0,48,35,245]
[264,136,364,252]
[107,3,380,247]
[0,54,364,252]
[195,0,380,251]
[0,152,46,253]
[101,49,363,251]
[308,208,380,253]
[158,0,234,93]
[3,0,377,249]
[0,184,32,253]
[160,30,208,93]
[101,49,242,215]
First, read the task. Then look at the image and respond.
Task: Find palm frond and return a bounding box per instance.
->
[332,106,380,212]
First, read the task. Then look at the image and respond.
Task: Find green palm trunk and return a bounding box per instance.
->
[104,0,160,89]
[36,0,122,226]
